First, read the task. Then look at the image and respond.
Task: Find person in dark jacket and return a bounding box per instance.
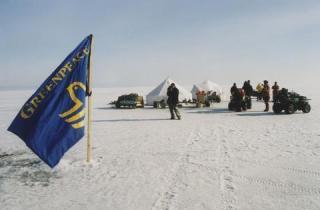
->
[242,80,253,109]
[272,81,280,102]
[167,83,181,120]
[243,80,253,96]
[229,83,243,111]
[230,83,238,95]
[230,83,241,100]
[262,80,270,111]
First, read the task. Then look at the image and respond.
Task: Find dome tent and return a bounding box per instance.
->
[146,78,192,105]
[191,80,223,99]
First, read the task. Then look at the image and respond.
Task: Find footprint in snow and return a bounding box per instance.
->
[225,184,235,191]
[224,176,233,182]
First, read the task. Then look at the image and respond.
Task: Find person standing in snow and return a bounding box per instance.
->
[242,80,253,109]
[167,83,181,120]
[230,83,238,95]
[230,83,241,101]
[256,83,264,101]
[272,81,280,102]
[262,80,270,112]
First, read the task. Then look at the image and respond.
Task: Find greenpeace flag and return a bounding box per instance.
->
[8,35,93,168]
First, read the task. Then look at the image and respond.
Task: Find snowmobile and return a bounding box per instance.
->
[228,88,247,112]
[272,88,311,114]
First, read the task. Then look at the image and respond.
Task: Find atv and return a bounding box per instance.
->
[272,88,311,114]
[206,91,221,104]
[228,88,247,112]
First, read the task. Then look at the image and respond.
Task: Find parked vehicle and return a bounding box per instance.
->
[228,88,247,112]
[115,93,144,109]
[206,91,221,104]
[196,91,221,107]
[153,100,166,108]
[272,89,311,114]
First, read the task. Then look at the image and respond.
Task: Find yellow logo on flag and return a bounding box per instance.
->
[60,82,86,129]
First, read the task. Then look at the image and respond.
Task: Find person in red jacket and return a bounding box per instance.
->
[262,80,270,111]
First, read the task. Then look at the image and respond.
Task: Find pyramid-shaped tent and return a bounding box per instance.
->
[191,80,223,99]
[146,78,192,105]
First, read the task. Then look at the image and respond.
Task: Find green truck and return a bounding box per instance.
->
[115,93,144,109]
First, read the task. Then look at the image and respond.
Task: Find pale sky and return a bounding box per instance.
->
[0,0,319,89]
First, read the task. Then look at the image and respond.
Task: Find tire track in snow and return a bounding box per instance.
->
[281,167,320,177]
[236,158,320,177]
[234,174,320,195]
[216,126,238,210]
[152,127,201,210]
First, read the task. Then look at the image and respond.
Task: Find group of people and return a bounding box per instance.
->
[230,80,281,112]
[256,81,280,102]
[166,80,281,120]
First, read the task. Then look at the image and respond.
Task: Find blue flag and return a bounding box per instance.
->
[8,35,93,168]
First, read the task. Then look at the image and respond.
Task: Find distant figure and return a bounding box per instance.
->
[167,83,181,120]
[262,80,270,112]
[243,80,253,96]
[230,83,238,95]
[230,83,242,101]
[272,82,280,102]
[256,83,264,101]
[229,83,243,112]
[242,80,253,109]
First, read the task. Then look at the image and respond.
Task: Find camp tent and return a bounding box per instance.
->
[146,78,192,105]
[191,80,223,99]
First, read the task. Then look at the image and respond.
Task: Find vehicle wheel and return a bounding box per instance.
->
[246,99,252,109]
[285,104,295,114]
[153,102,158,108]
[228,102,232,111]
[273,103,282,114]
[116,103,120,108]
[241,101,247,111]
[302,103,311,113]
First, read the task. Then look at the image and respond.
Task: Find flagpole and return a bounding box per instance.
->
[87,34,93,163]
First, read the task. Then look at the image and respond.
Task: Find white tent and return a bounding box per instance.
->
[146,78,192,105]
[191,80,223,99]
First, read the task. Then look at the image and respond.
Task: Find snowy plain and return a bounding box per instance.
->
[0,86,320,210]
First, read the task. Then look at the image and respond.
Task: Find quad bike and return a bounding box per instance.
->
[228,88,247,112]
[272,88,311,114]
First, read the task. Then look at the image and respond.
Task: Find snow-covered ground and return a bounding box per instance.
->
[1,87,320,210]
